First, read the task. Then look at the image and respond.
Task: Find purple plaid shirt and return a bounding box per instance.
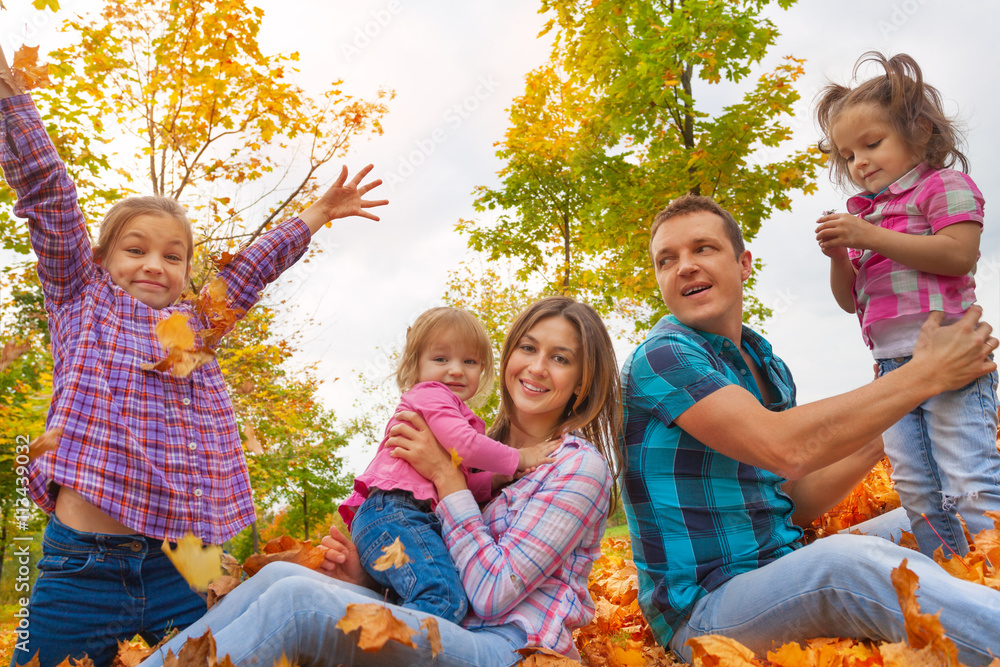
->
[437,434,611,658]
[847,163,983,349]
[1,94,310,544]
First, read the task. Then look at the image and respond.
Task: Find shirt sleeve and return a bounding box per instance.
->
[195,217,311,343]
[437,443,610,620]
[407,383,520,476]
[0,94,94,308]
[917,169,985,232]
[626,332,734,427]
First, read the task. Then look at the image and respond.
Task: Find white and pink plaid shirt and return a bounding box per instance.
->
[1,95,310,544]
[847,163,983,350]
[437,433,611,658]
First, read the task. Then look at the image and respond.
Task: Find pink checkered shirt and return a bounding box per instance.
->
[436,434,611,658]
[1,94,310,544]
[847,163,983,350]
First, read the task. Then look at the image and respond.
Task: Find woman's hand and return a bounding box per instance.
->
[318,523,379,590]
[388,411,468,499]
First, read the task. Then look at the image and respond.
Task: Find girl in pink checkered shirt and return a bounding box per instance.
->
[0,46,386,666]
[813,51,999,559]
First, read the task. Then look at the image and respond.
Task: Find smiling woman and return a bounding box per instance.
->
[140,296,623,667]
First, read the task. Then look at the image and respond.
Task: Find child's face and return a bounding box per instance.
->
[831,103,923,194]
[98,214,191,310]
[416,329,483,402]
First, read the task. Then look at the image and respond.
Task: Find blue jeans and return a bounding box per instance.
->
[137,561,527,667]
[10,514,205,667]
[878,357,1000,557]
[351,489,468,623]
[669,534,1000,666]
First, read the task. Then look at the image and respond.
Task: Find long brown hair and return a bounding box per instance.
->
[816,51,968,192]
[489,296,622,498]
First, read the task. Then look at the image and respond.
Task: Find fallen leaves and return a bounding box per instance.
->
[335,603,417,652]
[159,629,235,667]
[241,536,326,577]
[161,535,224,592]
[372,536,411,572]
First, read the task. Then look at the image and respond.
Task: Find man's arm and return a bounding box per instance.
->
[782,436,884,526]
[673,308,996,483]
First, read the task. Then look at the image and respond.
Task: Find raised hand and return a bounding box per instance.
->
[300,164,388,234]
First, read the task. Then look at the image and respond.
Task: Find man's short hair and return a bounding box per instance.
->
[649,194,746,261]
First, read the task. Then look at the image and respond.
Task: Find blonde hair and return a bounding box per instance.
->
[489,297,622,495]
[92,196,194,266]
[816,51,969,192]
[396,307,496,404]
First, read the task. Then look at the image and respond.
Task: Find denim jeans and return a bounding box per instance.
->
[138,561,527,667]
[878,358,1000,557]
[351,488,468,623]
[670,534,1000,666]
[10,514,205,667]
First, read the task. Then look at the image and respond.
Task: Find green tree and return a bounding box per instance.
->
[459,0,823,332]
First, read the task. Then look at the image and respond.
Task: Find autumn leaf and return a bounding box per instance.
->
[242,536,326,577]
[113,639,155,667]
[421,617,442,658]
[10,45,51,91]
[197,278,244,348]
[686,635,757,666]
[972,510,1000,566]
[212,251,236,269]
[28,427,62,461]
[272,654,295,667]
[450,448,463,467]
[161,534,224,592]
[890,559,960,665]
[161,629,236,667]
[206,575,241,610]
[372,536,411,571]
[143,312,214,378]
[243,422,264,454]
[53,656,94,667]
[515,646,584,666]
[335,603,417,652]
[1,340,31,372]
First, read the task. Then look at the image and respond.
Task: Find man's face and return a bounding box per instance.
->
[650,210,752,340]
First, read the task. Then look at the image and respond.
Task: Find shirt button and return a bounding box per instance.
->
[723,341,730,347]
[740,369,747,375]
[188,442,197,451]
[182,398,192,406]
[193,489,203,497]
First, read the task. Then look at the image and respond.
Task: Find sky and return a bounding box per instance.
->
[3,1,998,475]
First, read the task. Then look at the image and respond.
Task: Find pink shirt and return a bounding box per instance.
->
[847,163,983,351]
[339,381,520,526]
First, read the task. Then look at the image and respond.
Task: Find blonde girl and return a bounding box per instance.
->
[339,307,557,623]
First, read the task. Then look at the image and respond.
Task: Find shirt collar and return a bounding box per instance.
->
[657,314,772,359]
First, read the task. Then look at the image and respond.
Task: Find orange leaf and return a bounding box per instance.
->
[514,646,584,666]
[28,427,62,461]
[156,312,196,350]
[372,536,411,571]
[212,251,236,269]
[450,448,463,468]
[242,537,326,577]
[686,634,757,666]
[335,603,417,652]
[420,617,441,658]
[972,510,1000,566]
[11,45,51,91]
[243,423,263,454]
[890,560,959,665]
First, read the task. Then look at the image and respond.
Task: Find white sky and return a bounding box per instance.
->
[4,1,998,475]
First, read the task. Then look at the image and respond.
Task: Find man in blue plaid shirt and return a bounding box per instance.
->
[619,194,1000,665]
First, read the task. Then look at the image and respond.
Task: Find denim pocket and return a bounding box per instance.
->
[37,549,97,578]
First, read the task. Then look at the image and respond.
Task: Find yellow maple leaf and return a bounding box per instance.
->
[161,534,224,592]
[11,45,51,91]
[372,536,411,572]
[156,312,196,350]
[335,603,417,652]
[686,634,757,666]
[450,448,463,468]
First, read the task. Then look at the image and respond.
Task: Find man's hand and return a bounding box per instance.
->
[910,307,997,394]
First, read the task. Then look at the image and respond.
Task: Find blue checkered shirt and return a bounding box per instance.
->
[620,315,804,646]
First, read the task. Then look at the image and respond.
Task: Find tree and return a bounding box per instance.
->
[459,0,823,332]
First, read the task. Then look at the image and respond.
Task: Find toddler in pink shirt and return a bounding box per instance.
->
[339,307,556,622]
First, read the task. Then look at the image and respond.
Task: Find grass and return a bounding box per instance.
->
[603,523,630,540]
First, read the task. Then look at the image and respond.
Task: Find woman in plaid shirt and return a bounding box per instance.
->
[141,296,622,666]
[0,47,386,666]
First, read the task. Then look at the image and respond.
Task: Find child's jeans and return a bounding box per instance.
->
[878,357,1000,558]
[350,488,468,624]
[10,514,206,667]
